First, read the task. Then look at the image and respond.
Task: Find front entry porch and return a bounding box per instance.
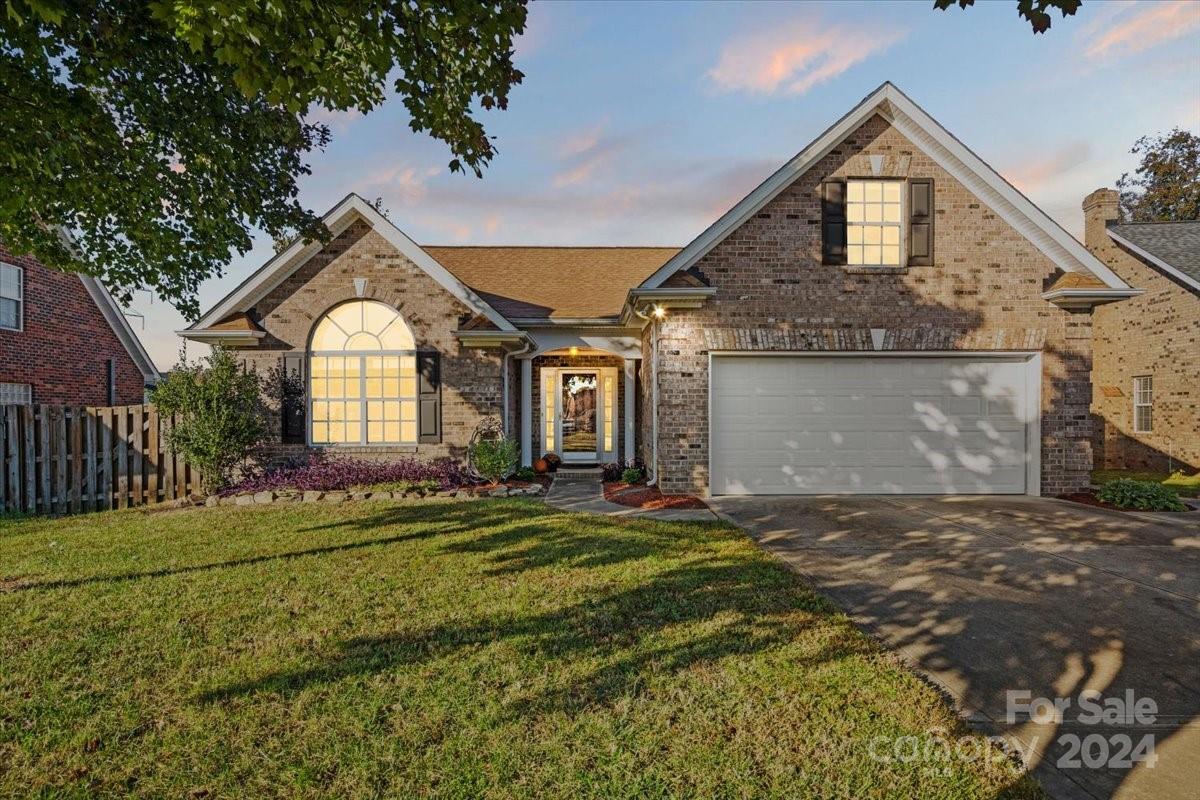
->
[518,348,637,467]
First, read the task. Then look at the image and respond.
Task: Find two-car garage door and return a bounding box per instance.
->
[710,355,1036,495]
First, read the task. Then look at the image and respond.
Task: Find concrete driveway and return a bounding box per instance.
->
[710,495,1200,800]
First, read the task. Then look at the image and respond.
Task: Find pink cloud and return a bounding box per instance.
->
[1003,141,1093,194]
[1084,0,1200,59]
[708,19,905,95]
[361,164,440,204]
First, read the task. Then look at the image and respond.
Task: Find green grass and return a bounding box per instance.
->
[0,500,1040,799]
[1093,468,1200,497]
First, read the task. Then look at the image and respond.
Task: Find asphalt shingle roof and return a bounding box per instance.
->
[424,246,680,320]
[1108,221,1200,285]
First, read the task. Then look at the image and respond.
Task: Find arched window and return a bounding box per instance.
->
[308,300,418,445]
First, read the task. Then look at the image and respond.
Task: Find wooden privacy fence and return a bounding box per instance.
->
[0,404,202,515]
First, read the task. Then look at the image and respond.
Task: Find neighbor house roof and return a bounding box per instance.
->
[637,81,1134,299]
[1107,221,1200,292]
[425,246,679,321]
[78,278,160,385]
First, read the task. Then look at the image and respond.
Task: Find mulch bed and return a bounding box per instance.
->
[1058,490,1193,513]
[603,481,709,510]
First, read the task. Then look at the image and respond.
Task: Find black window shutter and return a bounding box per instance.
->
[821,179,847,265]
[417,352,441,444]
[908,178,934,266]
[282,355,306,444]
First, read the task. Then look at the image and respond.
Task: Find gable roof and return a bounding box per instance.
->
[638,82,1133,294]
[425,246,678,321]
[78,277,161,384]
[187,194,517,333]
[1107,221,1200,293]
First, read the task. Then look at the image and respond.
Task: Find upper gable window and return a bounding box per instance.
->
[846,180,903,267]
[0,263,22,331]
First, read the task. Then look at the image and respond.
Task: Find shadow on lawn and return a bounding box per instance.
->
[199,520,867,717]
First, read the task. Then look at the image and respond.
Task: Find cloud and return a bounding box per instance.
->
[304,105,363,132]
[360,164,440,204]
[550,122,645,188]
[1003,141,1093,194]
[1083,0,1200,59]
[708,18,905,95]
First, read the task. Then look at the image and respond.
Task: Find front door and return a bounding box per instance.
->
[558,371,598,462]
[541,366,617,463]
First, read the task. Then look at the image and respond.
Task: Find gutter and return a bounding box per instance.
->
[1040,287,1143,309]
[621,286,716,326]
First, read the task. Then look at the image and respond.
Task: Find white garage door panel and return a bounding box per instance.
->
[711,356,1033,495]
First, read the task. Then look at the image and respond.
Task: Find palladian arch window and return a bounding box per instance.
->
[309,300,418,445]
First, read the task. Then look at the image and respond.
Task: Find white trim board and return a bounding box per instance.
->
[1107,228,1200,294]
[639,82,1131,293]
[187,194,517,334]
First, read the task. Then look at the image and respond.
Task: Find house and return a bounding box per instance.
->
[0,246,159,406]
[1083,190,1199,473]
[181,83,1140,497]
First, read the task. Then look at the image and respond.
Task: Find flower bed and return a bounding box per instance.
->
[223,453,469,496]
[603,482,709,511]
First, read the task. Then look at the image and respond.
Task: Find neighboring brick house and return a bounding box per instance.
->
[0,245,158,406]
[1083,189,1199,472]
[182,83,1137,496]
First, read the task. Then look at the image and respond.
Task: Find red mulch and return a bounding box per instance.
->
[603,482,709,510]
[1058,490,1192,513]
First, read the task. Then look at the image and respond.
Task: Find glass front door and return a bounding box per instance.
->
[559,372,598,461]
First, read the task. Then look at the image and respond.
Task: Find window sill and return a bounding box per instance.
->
[841,265,910,275]
[310,444,420,452]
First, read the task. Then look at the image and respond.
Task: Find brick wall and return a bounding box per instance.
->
[650,113,1095,496]
[1085,189,1200,472]
[231,221,503,462]
[0,246,145,405]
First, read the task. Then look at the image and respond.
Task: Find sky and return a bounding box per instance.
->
[132,0,1200,370]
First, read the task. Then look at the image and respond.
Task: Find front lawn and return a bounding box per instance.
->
[0,500,1039,798]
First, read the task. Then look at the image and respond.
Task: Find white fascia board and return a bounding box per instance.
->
[78,276,161,383]
[1106,229,1200,294]
[639,82,1131,292]
[510,317,624,327]
[190,194,516,333]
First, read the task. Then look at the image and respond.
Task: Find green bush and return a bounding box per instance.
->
[1097,479,1187,512]
[621,467,643,484]
[471,436,518,485]
[152,347,265,493]
[513,466,538,482]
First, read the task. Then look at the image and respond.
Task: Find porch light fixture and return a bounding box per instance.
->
[652,304,666,319]
[568,346,579,357]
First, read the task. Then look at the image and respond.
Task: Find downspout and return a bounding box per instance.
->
[502,338,534,440]
[631,305,658,486]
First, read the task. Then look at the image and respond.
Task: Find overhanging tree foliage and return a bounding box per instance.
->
[933,0,1081,34]
[1116,129,1200,222]
[0,1,527,317]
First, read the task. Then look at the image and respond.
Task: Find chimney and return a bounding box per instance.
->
[1082,188,1119,250]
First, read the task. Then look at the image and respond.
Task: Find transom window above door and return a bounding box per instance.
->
[309,300,418,445]
[846,180,903,267]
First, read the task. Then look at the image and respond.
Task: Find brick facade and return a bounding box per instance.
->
[1084,190,1200,472]
[0,246,146,405]
[231,221,504,462]
[645,114,1095,496]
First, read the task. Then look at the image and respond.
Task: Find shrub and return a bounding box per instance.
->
[603,458,646,483]
[1097,479,1187,512]
[224,452,467,495]
[513,466,538,482]
[601,462,623,482]
[621,467,644,484]
[152,347,265,493]
[471,437,518,485]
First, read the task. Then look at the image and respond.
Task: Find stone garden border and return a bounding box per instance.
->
[158,482,547,510]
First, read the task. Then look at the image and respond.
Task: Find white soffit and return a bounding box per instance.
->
[188,194,516,333]
[639,82,1130,292]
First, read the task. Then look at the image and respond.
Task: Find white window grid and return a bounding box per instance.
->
[846,180,903,267]
[0,382,32,405]
[0,263,22,331]
[1133,376,1152,433]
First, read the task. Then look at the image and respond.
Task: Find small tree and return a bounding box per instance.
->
[1117,129,1200,222]
[470,438,519,486]
[152,348,266,493]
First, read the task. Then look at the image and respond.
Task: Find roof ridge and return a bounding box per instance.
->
[1110,220,1200,226]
